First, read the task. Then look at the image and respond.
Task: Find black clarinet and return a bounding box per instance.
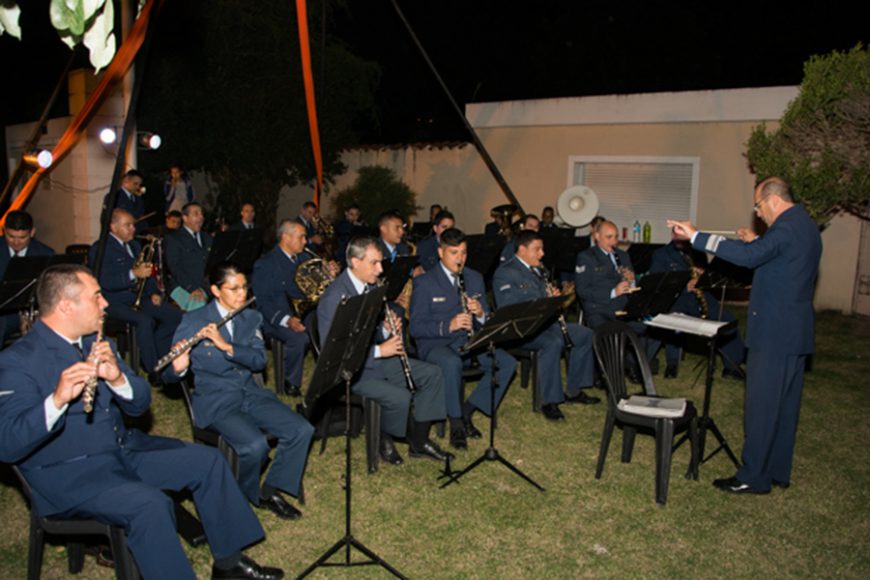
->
[378,280,417,393]
[456,267,475,341]
[538,265,573,349]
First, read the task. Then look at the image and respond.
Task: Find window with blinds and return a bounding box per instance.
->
[569,156,699,243]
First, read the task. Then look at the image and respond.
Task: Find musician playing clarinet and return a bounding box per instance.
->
[317,236,450,466]
[164,262,313,521]
[410,228,517,450]
[494,230,598,422]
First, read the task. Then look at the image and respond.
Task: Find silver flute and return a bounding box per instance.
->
[81,319,104,414]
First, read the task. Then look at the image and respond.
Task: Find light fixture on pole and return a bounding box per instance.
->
[22,149,53,169]
[99,127,118,145]
[138,132,162,150]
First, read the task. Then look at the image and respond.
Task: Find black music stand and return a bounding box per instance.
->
[0,254,88,314]
[298,285,407,580]
[205,228,263,275]
[626,242,666,277]
[620,271,691,320]
[465,234,505,280]
[440,296,565,492]
[646,314,741,469]
[540,229,589,275]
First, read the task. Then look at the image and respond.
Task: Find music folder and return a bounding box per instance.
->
[0,254,88,313]
[620,271,691,320]
[380,256,418,303]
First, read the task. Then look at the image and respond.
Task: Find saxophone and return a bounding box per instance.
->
[81,320,104,414]
[681,249,708,319]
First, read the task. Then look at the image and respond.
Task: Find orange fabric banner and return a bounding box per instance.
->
[0,0,159,230]
[295,0,324,207]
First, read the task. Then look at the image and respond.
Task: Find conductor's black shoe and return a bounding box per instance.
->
[541,403,565,421]
[722,367,745,381]
[379,438,404,465]
[449,425,468,450]
[282,381,301,397]
[463,416,482,439]
[409,440,454,462]
[664,364,679,379]
[565,390,601,405]
[258,492,302,520]
[212,554,284,580]
[772,479,791,489]
[712,476,770,495]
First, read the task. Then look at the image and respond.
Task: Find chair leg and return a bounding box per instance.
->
[109,525,138,580]
[531,353,541,413]
[218,437,241,479]
[519,357,530,389]
[128,325,140,374]
[364,398,380,474]
[655,419,676,505]
[595,410,616,479]
[621,426,637,463]
[689,416,700,480]
[27,517,44,580]
[67,541,85,574]
[273,341,286,395]
[435,420,446,439]
[317,407,333,455]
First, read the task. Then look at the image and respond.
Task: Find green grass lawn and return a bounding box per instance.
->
[1,307,868,579]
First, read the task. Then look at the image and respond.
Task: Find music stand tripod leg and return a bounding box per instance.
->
[440,342,545,491]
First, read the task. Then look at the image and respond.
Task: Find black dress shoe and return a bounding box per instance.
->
[258,492,302,520]
[379,437,404,465]
[212,554,284,580]
[463,416,482,439]
[409,439,454,462]
[565,390,601,405]
[664,364,678,379]
[282,381,301,397]
[712,476,770,495]
[722,367,745,381]
[772,479,790,489]
[541,403,565,421]
[449,425,468,450]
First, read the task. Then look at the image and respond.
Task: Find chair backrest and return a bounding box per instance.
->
[592,321,657,407]
[10,464,34,502]
[178,377,200,431]
[305,309,320,358]
[65,244,91,256]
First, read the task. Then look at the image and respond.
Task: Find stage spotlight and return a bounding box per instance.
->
[99,127,117,144]
[138,132,162,150]
[22,149,53,169]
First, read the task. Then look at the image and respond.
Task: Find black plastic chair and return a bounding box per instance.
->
[11,465,139,579]
[592,322,699,505]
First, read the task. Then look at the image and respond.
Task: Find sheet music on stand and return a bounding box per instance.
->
[644,312,734,338]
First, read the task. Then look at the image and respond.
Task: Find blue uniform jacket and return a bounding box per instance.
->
[574,246,633,318]
[102,189,147,234]
[492,255,548,308]
[0,321,176,516]
[649,241,708,274]
[88,237,157,307]
[165,301,269,428]
[251,246,310,326]
[416,236,439,272]
[165,228,213,292]
[693,205,821,354]
[410,265,488,360]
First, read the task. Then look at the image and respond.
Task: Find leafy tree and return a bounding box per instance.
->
[329,166,419,226]
[746,44,870,224]
[137,0,379,236]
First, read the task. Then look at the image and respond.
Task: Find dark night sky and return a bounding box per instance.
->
[1,0,867,146]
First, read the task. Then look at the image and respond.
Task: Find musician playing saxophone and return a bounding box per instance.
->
[409,228,517,450]
[317,236,451,467]
[165,262,314,521]
[88,208,181,385]
[649,230,745,379]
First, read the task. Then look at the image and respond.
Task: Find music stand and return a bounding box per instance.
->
[540,229,589,274]
[440,296,565,492]
[298,285,407,580]
[645,313,741,469]
[205,228,263,275]
[380,256,418,303]
[626,242,666,277]
[0,254,88,314]
[465,234,505,281]
[620,271,691,320]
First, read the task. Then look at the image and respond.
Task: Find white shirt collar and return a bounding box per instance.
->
[215,301,231,318]
[346,269,368,295]
[9,246,27,257]
[439,262,457,282]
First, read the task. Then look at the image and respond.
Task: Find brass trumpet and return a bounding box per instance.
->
[132,238,158,310]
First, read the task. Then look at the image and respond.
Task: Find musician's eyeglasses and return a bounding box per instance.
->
[221,284,248,292]
[753,195,770,211]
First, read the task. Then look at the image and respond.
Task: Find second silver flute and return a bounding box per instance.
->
[153,297,255,373]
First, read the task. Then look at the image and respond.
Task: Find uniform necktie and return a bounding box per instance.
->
[124,242,134,258]
[195,232,202,247]
[72,341,85,361]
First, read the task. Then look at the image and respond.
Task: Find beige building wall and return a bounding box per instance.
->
[279,86,860,313]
